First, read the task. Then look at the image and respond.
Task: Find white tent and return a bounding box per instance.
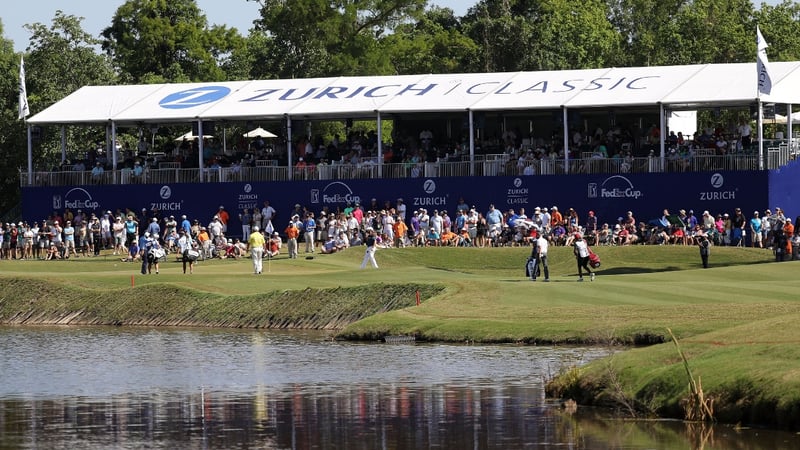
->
[27,62,800,125]
[243,127,277,138]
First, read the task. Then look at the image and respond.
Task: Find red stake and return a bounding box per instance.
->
[415,290,420,306]
[131,274,135,287]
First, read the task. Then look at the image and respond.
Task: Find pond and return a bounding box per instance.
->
[0,326,796,449]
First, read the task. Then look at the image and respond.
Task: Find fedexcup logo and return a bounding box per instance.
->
[423,179,437,194]
[588,175,643,199]
[159,185,172,199]
[159,86,231,109]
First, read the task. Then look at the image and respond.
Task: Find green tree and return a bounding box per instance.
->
[382,6,478,74]
[755,0,800,61]
[0,20,25,217]
[19,12,117,180]
[252,0,427,78]
[462,0,619,72]
[101,0,244,83]
[672,0,754,64]
[607,0,686,66]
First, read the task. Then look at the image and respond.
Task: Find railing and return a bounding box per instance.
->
[19,151,792,187]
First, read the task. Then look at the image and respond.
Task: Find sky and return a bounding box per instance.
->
[2,0,470,53]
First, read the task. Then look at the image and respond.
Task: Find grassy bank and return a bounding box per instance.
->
[1,244,799,428]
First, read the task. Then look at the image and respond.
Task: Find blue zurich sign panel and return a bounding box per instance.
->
[22,171,769,236]
[159,86,231,109]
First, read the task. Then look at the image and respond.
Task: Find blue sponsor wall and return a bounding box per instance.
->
[22,170,768,237]
[769,160,800,220]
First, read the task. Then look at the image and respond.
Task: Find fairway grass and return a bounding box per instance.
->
[1,244,799,428]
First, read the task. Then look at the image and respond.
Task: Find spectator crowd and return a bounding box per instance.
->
[3,195,798,264]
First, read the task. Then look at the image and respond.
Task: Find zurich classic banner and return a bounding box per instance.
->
[22,170,767,236]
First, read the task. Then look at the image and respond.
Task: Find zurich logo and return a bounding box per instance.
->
[423,179,437,194]
[160,185,172,200]
[159,86,231,109]
[710,173,724,188]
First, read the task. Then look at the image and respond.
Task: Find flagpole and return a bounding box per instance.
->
[756,25,773,171]
[758,99,764,170]
[20,55,32,184]
[27,123,32,185]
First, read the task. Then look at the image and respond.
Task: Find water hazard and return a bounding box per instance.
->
[0,326,797,449]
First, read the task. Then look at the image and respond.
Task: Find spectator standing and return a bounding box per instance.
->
[304,212,316,253]
[261,201,278,233]
[284,221,299,259]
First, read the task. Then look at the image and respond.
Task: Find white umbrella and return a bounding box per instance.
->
[243,127,277,138]
[174,131,214,141]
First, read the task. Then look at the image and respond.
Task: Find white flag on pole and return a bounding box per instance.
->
[757,26,772,96]
[19,55,30,120]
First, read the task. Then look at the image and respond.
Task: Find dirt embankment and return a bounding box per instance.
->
[0,278,444,330]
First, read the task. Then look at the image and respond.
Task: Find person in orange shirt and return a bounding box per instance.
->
[393,218,408,248]
[440,229,458,246]
[550,206,563,227]
[284,221,299,259]
[216,206,229,233]
[784,219,794,256]
[196,226,212,258]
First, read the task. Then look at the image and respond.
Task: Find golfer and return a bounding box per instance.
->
[360,229,379,269]
[534,232,550,282]
[248,225,266,274]
[572,233,594,282]
[698,235,710,268]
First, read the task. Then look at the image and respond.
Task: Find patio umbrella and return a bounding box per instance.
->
[243,127,277,138]
[174,131,213,141]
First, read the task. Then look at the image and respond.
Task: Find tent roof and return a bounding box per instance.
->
[27,61,800,126]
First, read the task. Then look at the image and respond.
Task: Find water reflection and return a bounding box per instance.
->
[0,327,797,449]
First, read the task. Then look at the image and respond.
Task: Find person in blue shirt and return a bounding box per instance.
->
[125,215,138,247]
[303,212,316,253]
[180,215,192,236]
[146,217,161,240]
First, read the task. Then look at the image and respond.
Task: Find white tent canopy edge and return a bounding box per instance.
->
[25,61,800,181]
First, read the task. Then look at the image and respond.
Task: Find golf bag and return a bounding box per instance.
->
[588,248,601,268]
[525,256,541,279]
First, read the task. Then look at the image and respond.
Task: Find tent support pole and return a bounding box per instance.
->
[197,119,204,182]
[286,116,293,181]
[788,103,793,151]
[376,112,383,178]
[111,122,117,184]
[562,107,569,174]
[61,126,67,163]
[758,99,764,170]
[659,103,666,168]
[468,110,475,176]
[27,124,32,185]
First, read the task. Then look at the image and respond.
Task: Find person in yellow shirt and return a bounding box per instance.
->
[247,225,266,274]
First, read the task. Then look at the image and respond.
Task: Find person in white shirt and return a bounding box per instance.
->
[572,233,594,282]
[533,234,550,282]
